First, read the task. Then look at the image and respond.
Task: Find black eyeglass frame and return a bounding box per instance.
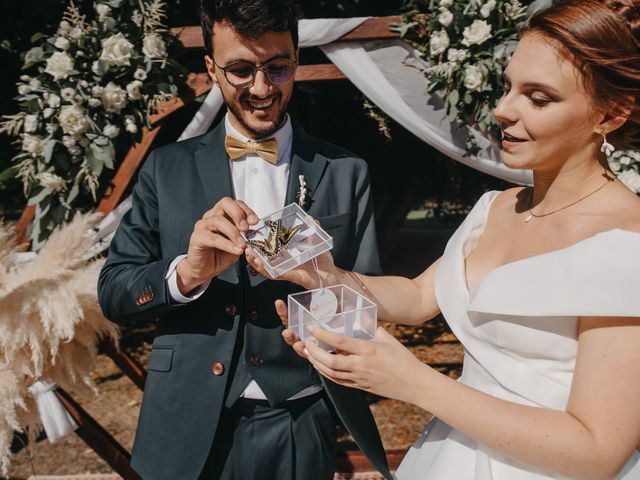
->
[212,57,299,89]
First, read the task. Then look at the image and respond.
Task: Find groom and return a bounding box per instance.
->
[97,0,392,479]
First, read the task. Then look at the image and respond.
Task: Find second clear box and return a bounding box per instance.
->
[288,284,377,351]
[244,203,333,278]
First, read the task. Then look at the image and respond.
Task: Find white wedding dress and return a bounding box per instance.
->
[396,191,640,479]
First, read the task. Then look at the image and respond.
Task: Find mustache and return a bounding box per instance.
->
[241,93,281,102]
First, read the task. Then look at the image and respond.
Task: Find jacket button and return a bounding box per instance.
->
[249,310,259,321]
[249,355,263,367]
[211,362,225,376]
[225,304,237,316]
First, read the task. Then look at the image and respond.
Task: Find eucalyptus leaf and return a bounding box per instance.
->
[0,166,18,182]
[43,139,56,164]
[27,187,53,205]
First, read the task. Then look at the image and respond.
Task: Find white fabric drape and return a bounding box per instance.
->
[27,380,78,443]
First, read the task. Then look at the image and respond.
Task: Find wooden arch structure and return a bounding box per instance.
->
[13,17,408,479]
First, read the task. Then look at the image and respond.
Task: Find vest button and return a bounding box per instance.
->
[225,304,237,316]
[250,310,259,321]
[211,362,225,376]
[249,355,263,367]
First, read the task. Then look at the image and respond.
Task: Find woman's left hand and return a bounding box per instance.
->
[304,325,428,404]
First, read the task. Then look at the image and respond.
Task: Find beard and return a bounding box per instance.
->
[223,90,288,139]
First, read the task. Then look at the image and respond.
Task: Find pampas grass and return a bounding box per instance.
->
[0,213,119,475]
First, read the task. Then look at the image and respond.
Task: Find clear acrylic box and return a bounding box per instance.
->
[244,203,333,278]
[288,284,377,351]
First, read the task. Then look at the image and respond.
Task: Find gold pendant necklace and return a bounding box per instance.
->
[524,176,614,223]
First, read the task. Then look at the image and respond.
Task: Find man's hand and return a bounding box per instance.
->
[176,197,258,294]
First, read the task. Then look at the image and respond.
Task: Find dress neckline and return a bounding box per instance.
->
[462,192,640,298]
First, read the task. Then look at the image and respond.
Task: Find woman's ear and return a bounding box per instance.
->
[595,98,634,136]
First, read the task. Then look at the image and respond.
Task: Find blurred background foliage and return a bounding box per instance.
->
[1,0,508,263]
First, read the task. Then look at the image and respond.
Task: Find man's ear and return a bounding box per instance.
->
[204,55,218,86]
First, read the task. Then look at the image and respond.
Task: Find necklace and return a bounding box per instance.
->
[524,177,614,223]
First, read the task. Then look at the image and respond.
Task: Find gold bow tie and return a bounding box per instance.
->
[224,135,279,165]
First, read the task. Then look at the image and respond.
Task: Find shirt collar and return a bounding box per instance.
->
[224,113,293,165]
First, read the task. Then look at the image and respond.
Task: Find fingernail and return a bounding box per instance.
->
[234,246,243,254]
[248,214,258,223]
[303,348,309,356]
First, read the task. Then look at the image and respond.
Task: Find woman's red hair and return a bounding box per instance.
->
[521,0,640,149]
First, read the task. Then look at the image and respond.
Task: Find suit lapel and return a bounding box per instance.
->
[285,122,328,210]
[193,122,241,285]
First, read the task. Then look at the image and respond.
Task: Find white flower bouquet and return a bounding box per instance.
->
[393,0,531,154]
[0,0,185,248]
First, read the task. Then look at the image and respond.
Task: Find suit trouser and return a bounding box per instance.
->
[199,392,337,480]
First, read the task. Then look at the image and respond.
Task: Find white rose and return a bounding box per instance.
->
[96,4,111,19]
[103,124,120,139]
[430,29,450,56]
[29,78,41,90]
[61,87,75,101]
[62,135,76,149]
[126,80,143,100]
[440,0,453,7]
[134,68,147,81]
[101,82,128,113]
[58,105,89,138]
[447,48,469,63]
[43,108,54,119]
[92,86,104,97]
[142,33,167,59]
[463,65,484,92]
[88,98,102,108]
[124,116,137,133]
[58,20,71,34]
[44,51,74,81]
[22,134,45,156]
[462,20,492,47]
[69,27,84,40]
[17,84,31,95]
[102,17,117,30]
[100,33,134,67]
[438,10,454,27]
[47,94,61,108]
[54,36,70,50]
[24,115,38,133]
[480,0,497,18]
[37,172,67,193]
[618,169,640,193]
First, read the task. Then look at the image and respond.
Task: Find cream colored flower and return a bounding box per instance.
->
[618,169,640,193]
[142,33,167,59]
[37,172,67,193]
[126,80,143,100]
[100,33,134,67]
[54,36,70,50]
[134,68,147,81]
[124,116,137,134]
[462,20,492,47]
[430,29,450,56]
[96,4,111,19]
[103,124,120,139]
[440,0,453,7]
[44,51,74,81]
[101,82,128,113]
[438,10,454,27]
[47,94,61,108]
[58,105,89,138]
[22,134,45,156]
[23,115,38,133]
[447,48,469,63]
[61,88,75,102]
[463,65,484,92]
[480,0,497,18]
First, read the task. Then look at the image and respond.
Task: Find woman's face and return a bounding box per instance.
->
[494,33,602,173]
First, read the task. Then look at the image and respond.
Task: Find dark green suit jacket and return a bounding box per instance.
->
[98,120,392,480]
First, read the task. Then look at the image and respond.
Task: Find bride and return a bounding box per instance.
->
[247,0,640,478]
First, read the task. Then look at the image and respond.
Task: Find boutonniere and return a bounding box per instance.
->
[296,174,308,209]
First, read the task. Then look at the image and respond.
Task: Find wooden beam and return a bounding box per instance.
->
[296,64,346,82]
[335,448,406,473]
[170,16,401,51]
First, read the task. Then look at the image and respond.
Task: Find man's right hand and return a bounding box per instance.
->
[176,197,258,295]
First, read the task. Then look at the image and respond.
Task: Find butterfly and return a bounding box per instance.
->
[247,219,303,260]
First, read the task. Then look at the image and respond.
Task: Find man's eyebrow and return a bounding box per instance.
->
[501,73,561,96]
[221,53,294,65]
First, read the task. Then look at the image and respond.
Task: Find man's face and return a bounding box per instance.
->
[205,21,297,139]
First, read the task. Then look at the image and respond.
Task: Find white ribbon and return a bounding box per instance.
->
[28,380,78,443]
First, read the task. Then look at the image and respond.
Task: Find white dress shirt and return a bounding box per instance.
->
[166,114,321,401]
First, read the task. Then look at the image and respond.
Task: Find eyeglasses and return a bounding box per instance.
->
[212,57,298,89]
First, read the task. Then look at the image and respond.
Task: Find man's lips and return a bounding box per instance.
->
[244,96,277,111]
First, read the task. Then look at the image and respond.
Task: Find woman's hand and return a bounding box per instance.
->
[246,248,341,290]
[302,325,429,404]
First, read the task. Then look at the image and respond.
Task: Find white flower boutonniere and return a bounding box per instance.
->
[296,174,308,208]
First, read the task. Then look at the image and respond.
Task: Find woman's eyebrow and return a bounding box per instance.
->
[502,73,561,96]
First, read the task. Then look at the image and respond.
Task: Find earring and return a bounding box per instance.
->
[600,130,615,157]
